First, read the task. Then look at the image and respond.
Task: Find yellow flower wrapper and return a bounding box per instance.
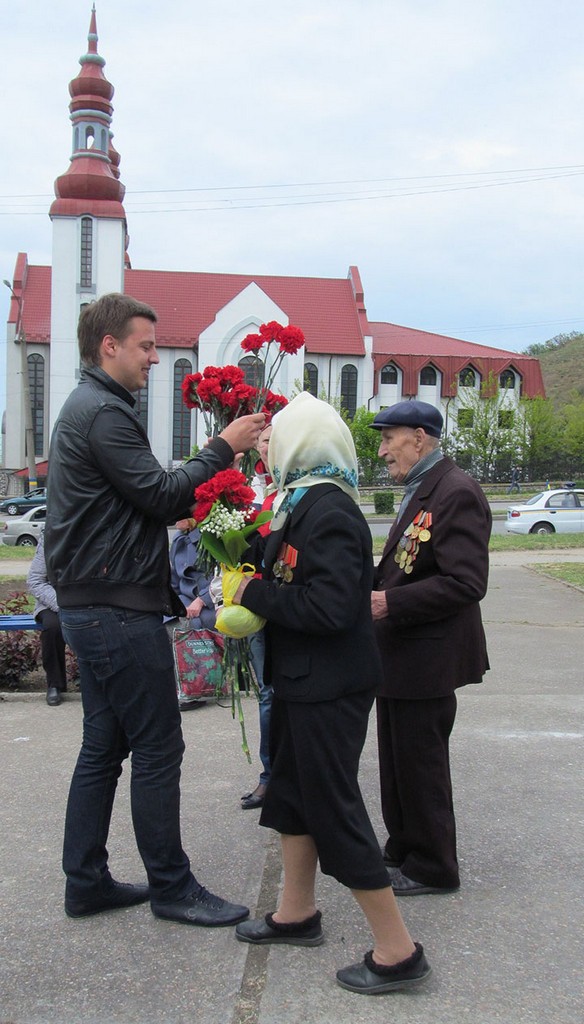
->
[215,564,266,638]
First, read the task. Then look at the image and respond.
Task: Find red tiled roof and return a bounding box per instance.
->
[123,268,367,355]
[370,321,545,399]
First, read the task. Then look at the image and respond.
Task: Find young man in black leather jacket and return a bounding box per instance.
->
[46,292,264,926]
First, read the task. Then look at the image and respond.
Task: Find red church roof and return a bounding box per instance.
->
[123,268,368,355]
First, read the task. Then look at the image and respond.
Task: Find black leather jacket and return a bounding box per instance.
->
[45,367,233,615]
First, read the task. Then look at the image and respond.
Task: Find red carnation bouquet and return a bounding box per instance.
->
[192,469,272,574]
[191,468,273,760]
[181,363,289,439]
[240,321,305,411]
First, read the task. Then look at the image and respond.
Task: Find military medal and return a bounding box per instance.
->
[395,510,432,574]
[273,542,298,583]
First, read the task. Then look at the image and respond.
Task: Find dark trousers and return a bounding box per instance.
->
[37,609,67,691]
[60,606,196,903]
[376,693,460,888]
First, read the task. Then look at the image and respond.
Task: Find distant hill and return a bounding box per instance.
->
[524,332,584,408]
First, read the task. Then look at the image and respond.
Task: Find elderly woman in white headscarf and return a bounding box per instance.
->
[231,393,430,995]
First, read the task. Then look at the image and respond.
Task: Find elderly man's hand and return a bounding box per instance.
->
[371,591,389,620]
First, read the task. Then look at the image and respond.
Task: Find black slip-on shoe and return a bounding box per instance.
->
[235,910,323,946]
[151,886,249,927]
[46,687,61,706]
[336,943,431,994]
[390,868,459,896]
[65,881,150,918]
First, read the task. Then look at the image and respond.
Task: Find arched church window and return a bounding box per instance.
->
[459,367,476,387]
[340,364,358,419]
[80,218,93,288]
[173,359,192,460]
[85,126,95,149]
[304,363,318,394]
[27,354,44,457]
[420,366,437,386]
[500,369,515,389]
[239,355,265,388]
[380,363,398,385]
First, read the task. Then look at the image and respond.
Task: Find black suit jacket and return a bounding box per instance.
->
[242,484,382,702]
[373,457,491,699]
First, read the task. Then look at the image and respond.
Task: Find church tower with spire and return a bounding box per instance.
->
[48,5,128,432]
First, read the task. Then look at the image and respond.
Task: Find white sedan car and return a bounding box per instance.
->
[1,505,46,546]
[506,489,584,535]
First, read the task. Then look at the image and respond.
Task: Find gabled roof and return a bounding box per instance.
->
[123,268,368,355]
[370,321,545,398]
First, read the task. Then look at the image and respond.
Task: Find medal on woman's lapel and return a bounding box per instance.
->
[273,542,298,583]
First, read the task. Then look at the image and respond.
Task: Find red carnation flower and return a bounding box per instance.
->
[278,325,305,354]
[241,333,264,353]
[259,321,283,344]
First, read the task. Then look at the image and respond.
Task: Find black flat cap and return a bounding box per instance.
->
[369,400,443,438]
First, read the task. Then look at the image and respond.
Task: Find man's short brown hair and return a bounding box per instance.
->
[78,293,158,367]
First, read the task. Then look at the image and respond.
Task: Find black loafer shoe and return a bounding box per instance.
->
[390,868,459,896]
[65,880,150,918]
[46,687,61,706]
[336,943,431,994]
[241,790,265,810]
[151,886,249,927]
[178,697,206,711]
[235,911,324,947]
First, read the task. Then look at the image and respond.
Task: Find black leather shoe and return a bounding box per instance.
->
[236,911,324,946]
[241,785,266,810]
[65,880,150,918]
[46,687,61,706]
[390,868,459,896]
[151,886,249,927]
[336,943,431,994]
[178,697,206,711]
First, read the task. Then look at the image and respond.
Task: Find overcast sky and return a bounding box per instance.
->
[1,0,583,424]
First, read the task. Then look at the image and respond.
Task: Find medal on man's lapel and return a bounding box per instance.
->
[394,510,432,573]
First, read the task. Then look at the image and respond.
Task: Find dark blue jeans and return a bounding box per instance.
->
[60,606,196,903]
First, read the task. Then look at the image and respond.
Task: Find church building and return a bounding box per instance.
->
[3,8,545,486]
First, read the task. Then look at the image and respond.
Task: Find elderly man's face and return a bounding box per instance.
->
[378,426,425,484]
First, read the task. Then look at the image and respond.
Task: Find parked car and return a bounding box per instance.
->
[0,488,47,516]
[1,505,47,546]
[506,489,584,535]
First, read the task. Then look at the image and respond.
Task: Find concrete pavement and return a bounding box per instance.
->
[0,562,583,1024]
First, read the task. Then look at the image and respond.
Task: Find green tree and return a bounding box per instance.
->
[448,373,519,481]
[517,396,561,480]
[347,407,382,485]
[560,395,584,477]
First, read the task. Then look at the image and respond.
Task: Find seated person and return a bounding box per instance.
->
[27,530,68,707]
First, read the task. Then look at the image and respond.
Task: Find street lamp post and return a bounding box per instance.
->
[3,279,38,490]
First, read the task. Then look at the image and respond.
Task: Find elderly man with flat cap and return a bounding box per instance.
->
[370,400,491,895]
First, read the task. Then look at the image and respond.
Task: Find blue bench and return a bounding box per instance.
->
[0,614,42,632]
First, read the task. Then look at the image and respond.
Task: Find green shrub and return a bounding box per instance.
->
[373,491,395,515]
[0,592,41,689]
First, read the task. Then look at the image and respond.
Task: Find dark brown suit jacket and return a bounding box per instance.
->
[373,457,491,699]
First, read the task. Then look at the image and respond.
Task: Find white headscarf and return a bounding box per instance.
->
[267,392,359,530]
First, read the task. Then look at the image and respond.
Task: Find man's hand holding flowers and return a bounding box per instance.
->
[218,412,265,455]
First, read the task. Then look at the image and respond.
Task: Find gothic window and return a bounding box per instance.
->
[239,355,265,388]
[340,364,358,419]
[80,218,93,288]
[380,363,398,385]
[173,359,193,460]
[304,363,318,394]
[500,369,515,389]
[420,366,437,386]
[27,353,44,457]
[459,367,476,387]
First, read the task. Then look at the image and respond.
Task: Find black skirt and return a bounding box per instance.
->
[259,689,390,890]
